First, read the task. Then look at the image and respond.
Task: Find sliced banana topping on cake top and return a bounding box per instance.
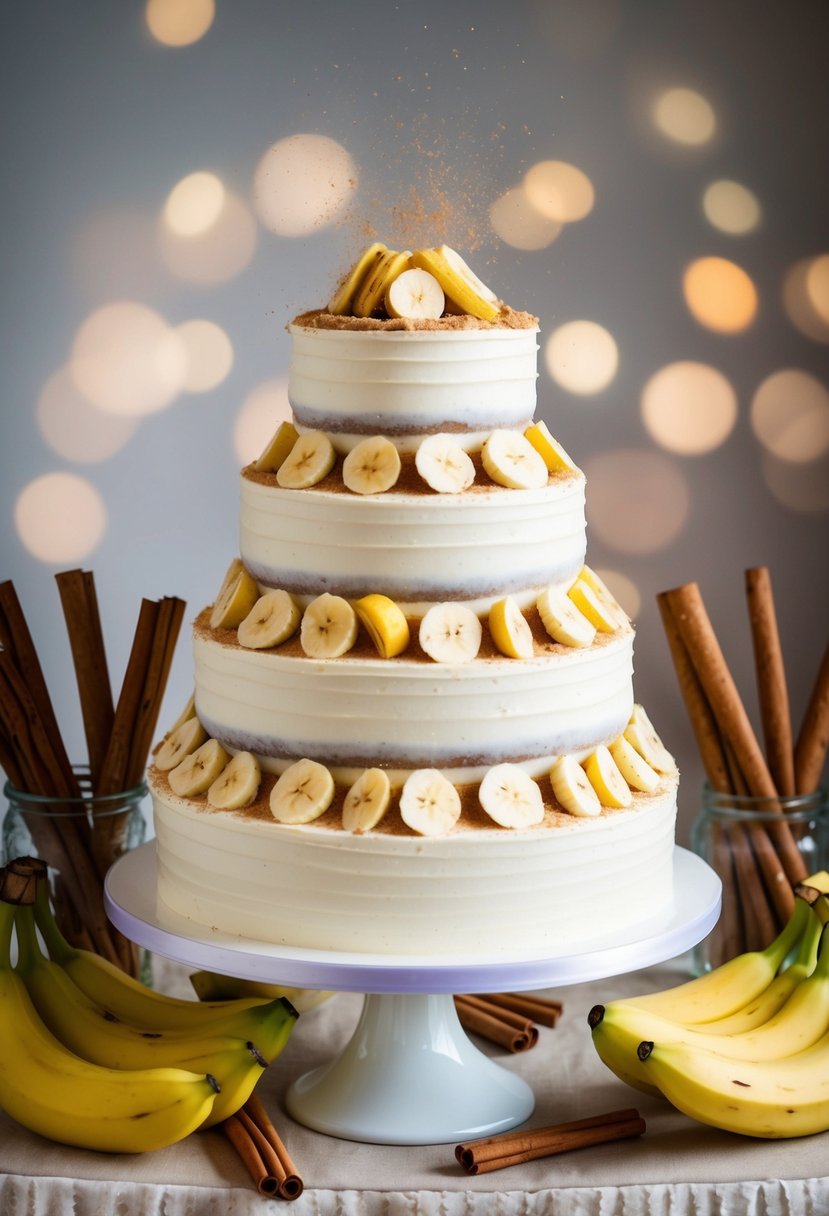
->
[155,716,207,772]
[300,593,358,659]
[270,758,335,824]
[342,767,392,834]
[210,558,259,630]
[414,433,476,493]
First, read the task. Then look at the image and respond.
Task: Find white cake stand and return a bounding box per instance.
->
[105,843,720,1145]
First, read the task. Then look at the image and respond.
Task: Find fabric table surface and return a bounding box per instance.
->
[2,953,827,1215]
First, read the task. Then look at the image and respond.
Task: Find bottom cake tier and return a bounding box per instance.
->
[151,774,678,958]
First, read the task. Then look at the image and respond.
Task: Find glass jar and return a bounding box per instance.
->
[691,784,829,974]
[2,769,150,982]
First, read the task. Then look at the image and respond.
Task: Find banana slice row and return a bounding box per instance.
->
[209,560,628,664]
[253,422,578,496]
[266,707,676,835]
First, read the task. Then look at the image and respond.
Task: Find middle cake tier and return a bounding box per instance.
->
[239,466,587,609]
[194,613,634,776]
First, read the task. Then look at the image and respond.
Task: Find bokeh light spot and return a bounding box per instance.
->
[763,451,829,514]
[782,259,826,345]
[145,0,214,47]
[253,134,357,237]
[641,361,738,455]
[653,87,716,145]
[70,302,186,417]
[234,380,292,465]
[584,449,690,555]
[175,320,234,392]
[15,473,107,564]
[683,257,758,333]
[523,160,595,222]
[751,370,829,463]
[37,368,139,463]
[163,171,225,237]
[489,187,562,250]
[159,192,257,283]
[807,255,829,325]
[545,321,618,395]
[593,568,642,621]
[702,180,761,235]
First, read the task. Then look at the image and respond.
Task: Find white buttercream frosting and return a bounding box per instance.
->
[288,324,539,435]
[240,473,587,606]
[193,628,634,769]
[152,776,678,958]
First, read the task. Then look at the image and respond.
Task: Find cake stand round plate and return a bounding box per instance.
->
[105,844,720,1145]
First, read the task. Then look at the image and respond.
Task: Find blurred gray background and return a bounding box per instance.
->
[1,0,827,843]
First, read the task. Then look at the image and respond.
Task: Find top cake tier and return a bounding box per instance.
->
[288,312,540,442]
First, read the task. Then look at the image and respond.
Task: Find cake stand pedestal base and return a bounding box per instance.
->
[285,992,534,1144]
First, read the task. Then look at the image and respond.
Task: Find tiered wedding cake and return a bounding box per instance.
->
[149,244,678,958]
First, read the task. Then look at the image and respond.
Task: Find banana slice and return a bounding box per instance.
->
[579,565,629,629]
[582,746,633,809]
[386,268,445,320]
[210,559,260,630]
[269,758,335,824]
[567,578,619,634]
[489,596,534,659]
[154,717,208,772]
[524,420,579,474]
[479,764,545,828]
[168,738,230,798]
[419,603,482,664]
[482,430,549,490]
[300,593,358,658]
[276,432,336,490]
[399,769,461,836]
[415,434,475,493]
[342,435,401,495]
[353,249,411,317]
[237,589,301,650]
[624,705,677,774]
[342,767,392,833]
[353,593,410,658]
[609,735,661,793]
[550,754,602,818]
[328,243,386,314]
[537,586,596,648]
[410,245,500,321]
[254,421,299,473]
[207,751,261,809]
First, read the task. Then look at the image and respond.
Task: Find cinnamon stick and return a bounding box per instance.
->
[745,568,795,798]
[96,599,160,799]
[480,992,563,1028]
[125,596,186,788]
[794,637,829,795]
[243,1093,303,1200]
[55,569,114,792]
[222,1115,280,1196]
[0,581,77,795]
[456,1108,644,1175]
[454,995,536,1052]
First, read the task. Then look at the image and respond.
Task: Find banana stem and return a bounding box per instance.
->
[766,897,810,972]
[0,898,14,972]
[12,905,41,976]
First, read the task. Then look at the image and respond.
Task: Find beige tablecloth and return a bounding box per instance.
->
[2,955,827,1215]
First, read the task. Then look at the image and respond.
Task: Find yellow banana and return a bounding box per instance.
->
[0,881,218,1152]
[636,1030,829,1138]
[16,903,297,1068]
[190,968,335,1013]
[31,874,274,1032]
[615,891,811,1023]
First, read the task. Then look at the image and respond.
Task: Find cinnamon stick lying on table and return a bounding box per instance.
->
[243,1093,303,1200]
[454,995,537,1052]
[478,991,563,1028]
[455,1107,645,1175]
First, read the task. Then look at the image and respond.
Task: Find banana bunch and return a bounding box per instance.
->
[589,879,829,1137]
[0,863,298,1152]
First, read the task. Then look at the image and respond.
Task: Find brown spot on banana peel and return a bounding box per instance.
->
[587,1004,605,1029]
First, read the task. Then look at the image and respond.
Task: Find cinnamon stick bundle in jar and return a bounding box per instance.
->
[658,571,827,964]
[0,573,185,974]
